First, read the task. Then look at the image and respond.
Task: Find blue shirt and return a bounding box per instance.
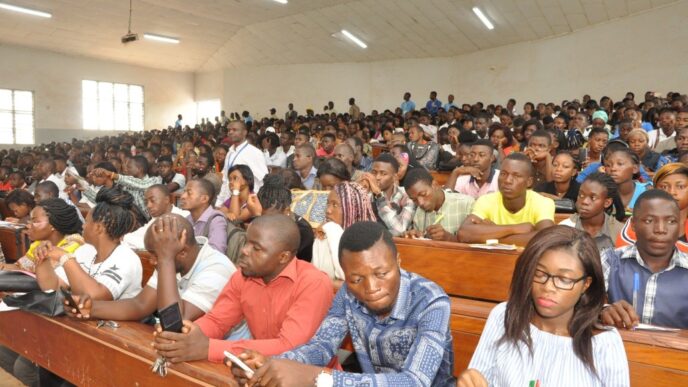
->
[401,100,416,114]
[301,166,318,189]
[278,270,455,387]
[426,99,442,115]
[443,102,457,111]
[576,162,651,184]
[601,245,688,328]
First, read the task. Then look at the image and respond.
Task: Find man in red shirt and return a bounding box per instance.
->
[0,167,12,191]
[153,214,333,363]
[315,133,336,158]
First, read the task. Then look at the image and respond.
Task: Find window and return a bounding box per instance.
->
[0,89,34,144]
[82,80,144,131]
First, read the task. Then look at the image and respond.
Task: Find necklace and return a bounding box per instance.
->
[89,245,117,277]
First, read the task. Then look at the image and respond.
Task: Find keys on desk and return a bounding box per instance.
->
[96,320,120,329]
[151,355,168,377]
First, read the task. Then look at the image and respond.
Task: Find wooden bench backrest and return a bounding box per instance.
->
[394,238,520,302]
[0,226,28,262]
[0,198,13,219]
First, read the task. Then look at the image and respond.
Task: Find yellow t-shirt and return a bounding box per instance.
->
[17,234,85,272]
[471,190,555,226]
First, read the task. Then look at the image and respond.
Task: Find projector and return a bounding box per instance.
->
[121,33,139,44]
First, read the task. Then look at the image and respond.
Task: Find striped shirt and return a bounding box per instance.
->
[469,303,630,387]
[600,245,688,328]
[374,186,416,236]
[278,270,456,386]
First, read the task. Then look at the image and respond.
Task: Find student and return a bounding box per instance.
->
[489,123,517,160]
[444,139,499,199]
[4,188,35,223]
[390,144,422,187]
[316,133,336,158]
[459,153,555,246]
[627,129,669,173]
[179,179,228,253]
[192,152,223,198]
[524,129,553,186]
[534,152,581,202]
[152,215,333,362]
[600,190,688,329]
[312,182,377,281]
[316,158,351,191]
[65,215,234,322]
[122,184,189,250]
[158,155,186,196]
[458,226,629,387]
[0,198,83,273]
[99,155,162,220]
[255,174,314,262]
[408,124,439,170]
[577,140,651,184]
[603,148,650,210]
[559,172,625,250]
[261,132,287,169]
[617,163,688,252]
[660,126,688,162]
[292,143,319,189]
[35,159,68,201]
[220,165,255,223]
[404,168,474,242]
[333,143,364,181]
[584,128,609,167]
[33,186,143,300]
[358,153,416,236]
[232,222,456,386]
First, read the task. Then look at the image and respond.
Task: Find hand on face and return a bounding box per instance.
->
[149,216,187,264]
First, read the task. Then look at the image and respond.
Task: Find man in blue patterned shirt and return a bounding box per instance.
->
[230,221,455,386]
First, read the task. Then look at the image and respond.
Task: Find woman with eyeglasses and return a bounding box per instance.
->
[0,198,83,272]
[457,226,629,387]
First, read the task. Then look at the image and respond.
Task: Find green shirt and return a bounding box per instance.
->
[413,190,475,234]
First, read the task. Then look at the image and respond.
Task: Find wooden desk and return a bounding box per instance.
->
[136,250,155,287]
[0,310,233,387]
[431,171,450,186]
[0,226,28,262]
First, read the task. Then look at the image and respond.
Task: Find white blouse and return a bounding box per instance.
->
[469,302,630,387]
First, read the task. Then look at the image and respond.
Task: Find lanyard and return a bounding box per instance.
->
[227,142,249,170]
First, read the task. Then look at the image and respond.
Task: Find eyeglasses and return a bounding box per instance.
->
[533,269,587,291]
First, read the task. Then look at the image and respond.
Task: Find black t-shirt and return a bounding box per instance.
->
[295,215,314,262]
[534,179,581,202]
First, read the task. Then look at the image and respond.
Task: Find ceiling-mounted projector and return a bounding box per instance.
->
[121,33,139,44]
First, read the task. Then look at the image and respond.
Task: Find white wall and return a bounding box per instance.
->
[221,1,688,117]
[0,44,195,146]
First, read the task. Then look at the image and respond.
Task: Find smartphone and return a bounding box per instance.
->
[223,351,254,378]
[60,287,80,314]
[158,302,183,333]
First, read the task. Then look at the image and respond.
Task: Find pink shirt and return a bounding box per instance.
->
[195,258,333,362]
[454,169,500,199]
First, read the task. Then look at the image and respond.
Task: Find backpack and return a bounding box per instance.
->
[203,213,247,264]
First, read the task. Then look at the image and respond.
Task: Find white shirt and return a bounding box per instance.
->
[216,140,269,207]
[146,236,235,312]
[311,221,344,281]
[170,173,186,195]
[648,128,675,149]
[277,145,295,158]
[55,244,143,300]
[469,302,630,387]
[264,149,287,168]
[121,206,190,250]
[43,174,68,201]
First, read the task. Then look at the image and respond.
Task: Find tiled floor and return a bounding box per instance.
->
[0,367,25,387]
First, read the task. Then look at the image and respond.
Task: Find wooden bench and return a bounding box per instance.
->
[431,171,450,187]
[0,310,233,386]
[393,238,688,385]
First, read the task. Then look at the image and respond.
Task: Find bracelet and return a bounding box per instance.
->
[57,253,76,268]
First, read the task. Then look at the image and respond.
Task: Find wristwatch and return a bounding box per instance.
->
[231,189,241,196]
[57,253,76,268]
[314,369,333,387]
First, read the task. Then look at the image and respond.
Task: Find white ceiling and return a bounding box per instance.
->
[0,0,679,73]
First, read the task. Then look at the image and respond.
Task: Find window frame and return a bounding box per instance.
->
[82,79,145,131]
[0,88,35,145]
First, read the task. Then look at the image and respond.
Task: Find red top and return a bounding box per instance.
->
[0,182,11,191]
[316,148,335,158]
[616,216,688,253]
[195,258,334,362]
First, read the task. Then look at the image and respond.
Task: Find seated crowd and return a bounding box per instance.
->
[0,90,686,386]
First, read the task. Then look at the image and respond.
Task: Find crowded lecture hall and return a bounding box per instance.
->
[0,0,687,386]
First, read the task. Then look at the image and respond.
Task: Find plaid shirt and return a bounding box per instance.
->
[374,186,416,236]
[413,190,474,234]
[600,245,688,328]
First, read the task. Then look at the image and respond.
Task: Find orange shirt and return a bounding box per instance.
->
[195,258,333,362]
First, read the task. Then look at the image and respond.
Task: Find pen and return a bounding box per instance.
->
[632,272,639,312]
[432,213,445,225]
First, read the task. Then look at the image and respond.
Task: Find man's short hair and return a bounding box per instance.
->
[191,178,216,205]
[373,153,400,172]
[147,183,170,196]
[503,152,535,177]
[529,129,552,145]
[338,221,397,263]
[296,143,316,158]
[632,189,678,217]
[472,139,494,151]
[131,155,148,173]
[402,167,433,191]
[36,181,59,198]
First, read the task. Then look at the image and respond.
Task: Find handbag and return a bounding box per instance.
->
[291,190,329,227]
[3,289,65,317]
[0,270,40,292]
[554,199,576,213]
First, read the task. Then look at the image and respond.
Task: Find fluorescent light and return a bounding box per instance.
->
[143,33,180,44]
[472,7,494,30]
[273,0,288,4]
[0,2,51,18]
[341,29,367,49]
